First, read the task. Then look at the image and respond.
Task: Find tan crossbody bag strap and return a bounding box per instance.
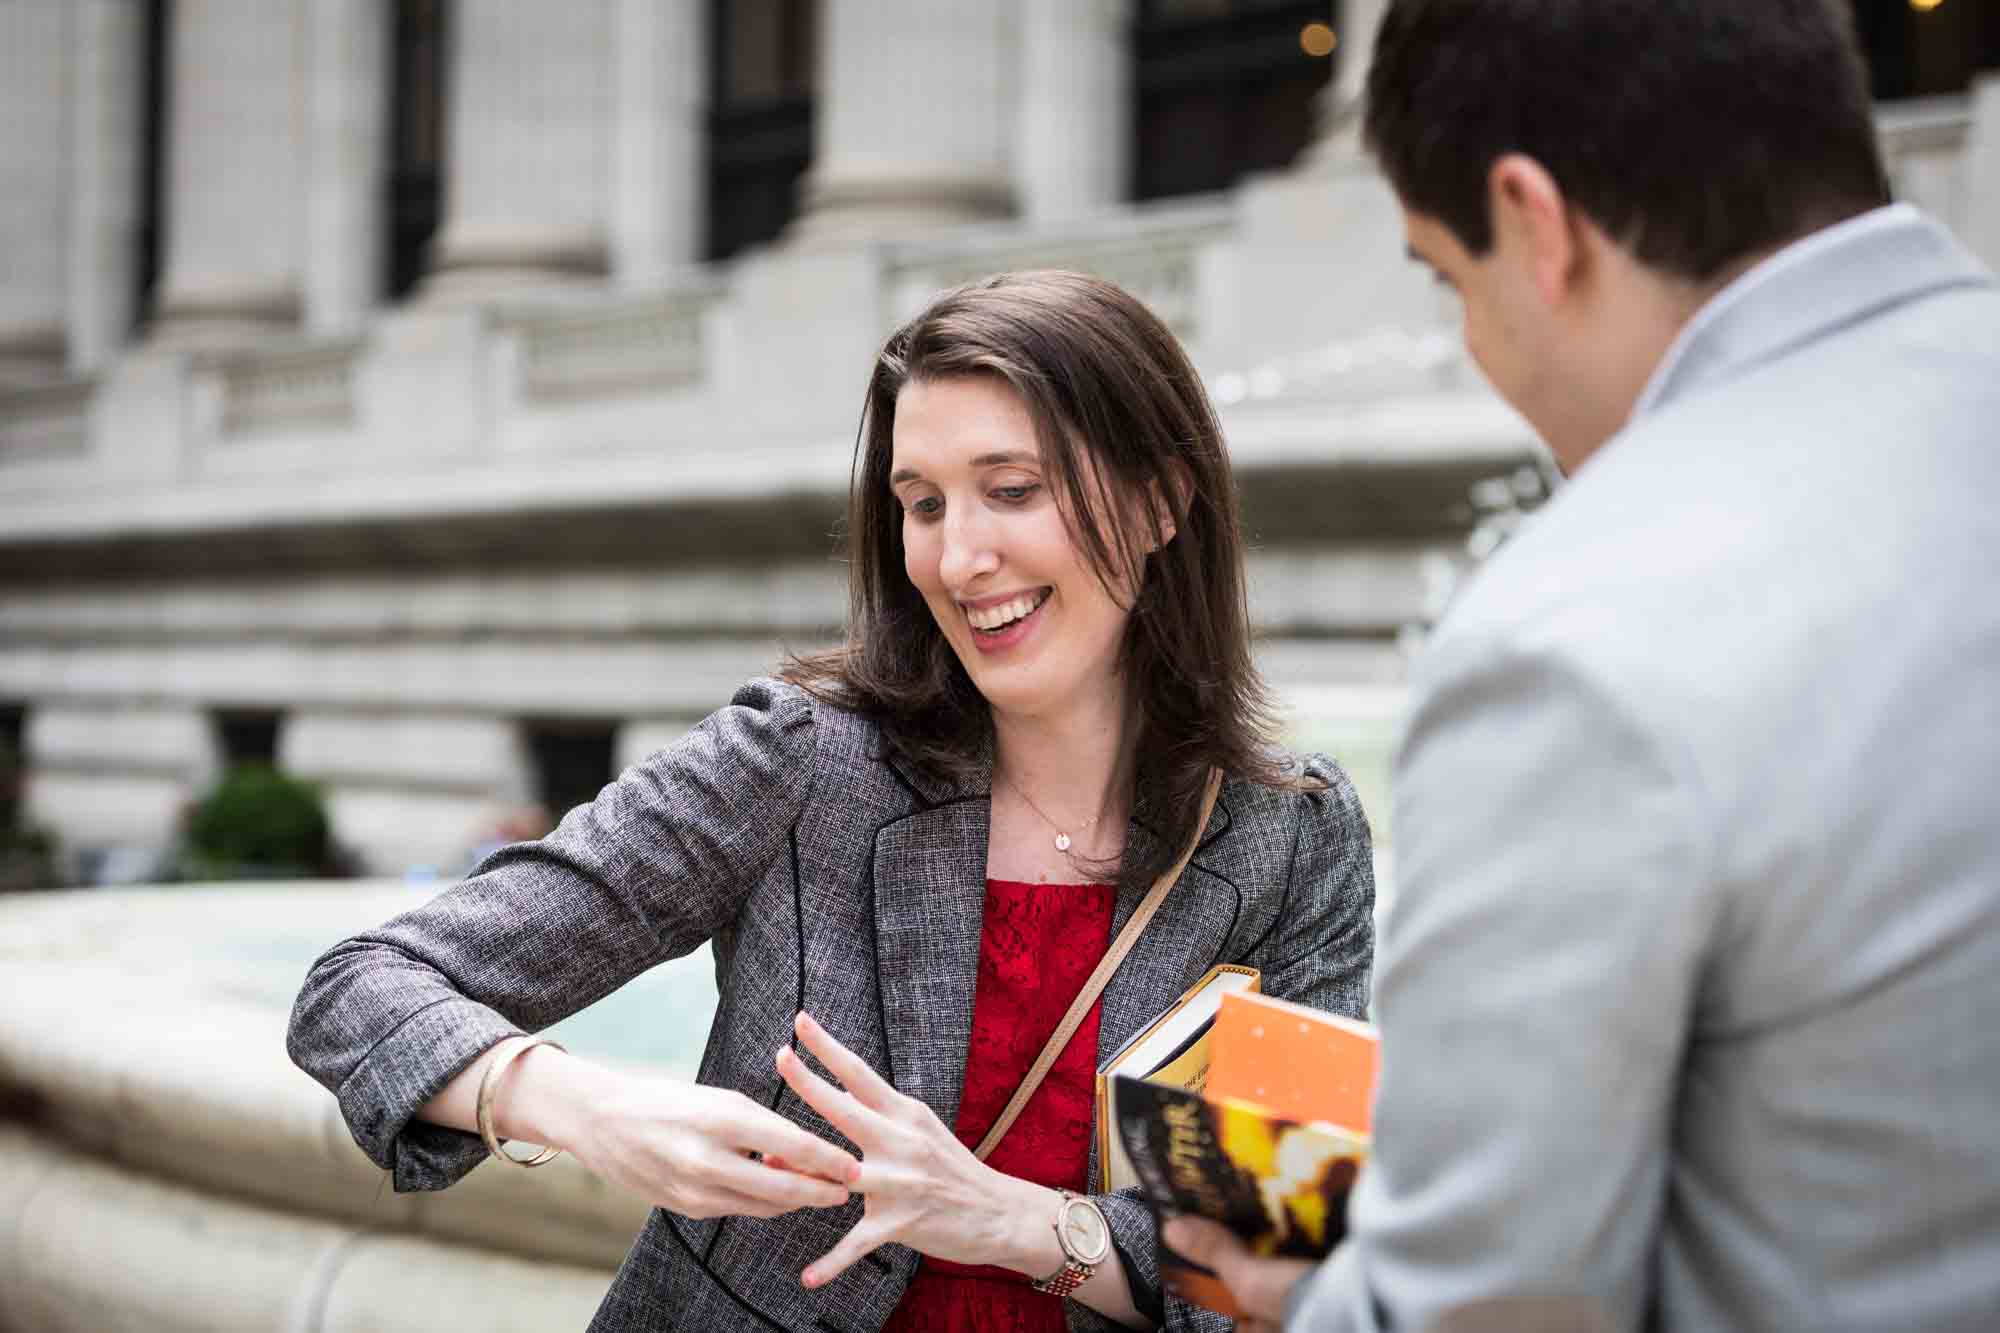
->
[973,767,1224,1164]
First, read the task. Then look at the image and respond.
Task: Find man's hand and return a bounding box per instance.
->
[1161,1216,1315,1333]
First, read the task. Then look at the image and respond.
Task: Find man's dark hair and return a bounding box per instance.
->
[1364,0,1892,281]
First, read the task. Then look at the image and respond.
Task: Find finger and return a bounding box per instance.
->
[793,1012,901,1112]
[756,1150,849,1186]
[776,1044,883,1150]
[678,1182,812,1222]
[801,1217,891,1290]
[1162,1215,1243,1271]
[702,1148,852,1211]
[1164,1217,1311,1320]
[717,1094,863,1185]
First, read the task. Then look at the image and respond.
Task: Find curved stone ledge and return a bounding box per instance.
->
[0,883,715,1273]
[0,959,651,1271]
[0,1125,610,1332]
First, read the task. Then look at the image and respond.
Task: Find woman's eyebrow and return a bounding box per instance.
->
[888,450,1036,485]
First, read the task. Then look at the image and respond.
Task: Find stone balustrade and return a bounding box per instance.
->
[196,338,364,438]
[884,196,1235,344]
[0,379,92,465]
[496,285,721,406]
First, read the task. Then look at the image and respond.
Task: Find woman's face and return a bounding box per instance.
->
[890,375,1138,722]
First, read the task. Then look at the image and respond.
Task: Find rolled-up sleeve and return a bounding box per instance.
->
[286,678,821,1191]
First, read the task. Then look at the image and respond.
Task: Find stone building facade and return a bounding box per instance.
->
[2,1,1996,880]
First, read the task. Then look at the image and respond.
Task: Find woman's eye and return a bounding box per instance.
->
[907,496,942,518]
[992,483,1040,504]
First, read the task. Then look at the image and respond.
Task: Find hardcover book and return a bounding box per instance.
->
[1110,990,1380,1318]
[1095,963,1261,1194]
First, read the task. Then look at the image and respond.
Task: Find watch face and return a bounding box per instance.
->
[1061,1198,1112,1264]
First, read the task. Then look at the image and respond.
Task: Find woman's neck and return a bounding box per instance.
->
[990,683,1139,828]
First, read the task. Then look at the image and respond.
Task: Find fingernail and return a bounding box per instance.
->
[801,1269,818,1289]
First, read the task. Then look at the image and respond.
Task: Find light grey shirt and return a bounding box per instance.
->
[1290,207,2000,1332]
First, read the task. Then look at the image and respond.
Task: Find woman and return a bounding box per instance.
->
[287,271,1375,1333]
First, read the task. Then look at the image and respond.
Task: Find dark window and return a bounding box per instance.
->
[524,720,618,820]
[386,0,449,300]
[1852,0,2000,100]
[1132,0,1334,202]
[136,0,170,329]
[707,0,818,261]
[0,704,25,836]
[215,710,281,768]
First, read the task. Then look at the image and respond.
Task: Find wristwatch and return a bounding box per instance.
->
[1030,1189,1113,1298]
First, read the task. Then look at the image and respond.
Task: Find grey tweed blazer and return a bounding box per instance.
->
[288,678,1375,1333]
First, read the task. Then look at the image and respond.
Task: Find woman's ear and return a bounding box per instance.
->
[1146,462,1194,551]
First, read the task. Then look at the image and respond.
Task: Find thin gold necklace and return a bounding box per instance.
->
[998,769,1107,853]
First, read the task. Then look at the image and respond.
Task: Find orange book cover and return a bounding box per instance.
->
[1205,990,1378,1134]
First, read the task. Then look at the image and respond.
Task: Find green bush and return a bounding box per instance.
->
[183,764,332,879]
[0,736,62,891]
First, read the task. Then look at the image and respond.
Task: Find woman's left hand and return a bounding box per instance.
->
[775,1011,1043,1289]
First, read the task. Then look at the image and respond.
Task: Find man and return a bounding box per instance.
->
[1169,1,2000,1329]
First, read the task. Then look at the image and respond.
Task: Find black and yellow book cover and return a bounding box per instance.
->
[1113,1076,1368,1318]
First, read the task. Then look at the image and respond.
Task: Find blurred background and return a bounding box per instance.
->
[1,1,1995,1328]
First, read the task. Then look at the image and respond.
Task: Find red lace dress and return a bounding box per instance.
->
[881,878,1117,1333]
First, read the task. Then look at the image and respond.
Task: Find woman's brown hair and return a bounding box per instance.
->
[785,270,1292,885]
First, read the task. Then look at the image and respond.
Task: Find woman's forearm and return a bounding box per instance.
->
[417,1040,859,1223]
[415,1036,618,1151]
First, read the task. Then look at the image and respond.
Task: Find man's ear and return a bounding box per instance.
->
[1487,153,1581,308]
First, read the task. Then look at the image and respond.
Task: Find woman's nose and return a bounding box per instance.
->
[938,510,999,591]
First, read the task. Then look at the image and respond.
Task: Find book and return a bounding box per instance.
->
[1207,990,1379,1132]
[1110,990,1380,1319]
[1095,964,1261,1193]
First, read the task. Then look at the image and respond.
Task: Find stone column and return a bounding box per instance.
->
[423,0,616,300]
[151,0,309,344]
[612,0,707,286]
[1016,0,1129,222]
[791,0,1017,243]
[0,0,74,386]
[303,0,388,335]
[66,0,145,374]
[1965,73,2000,275]
[1302,0,1388,171]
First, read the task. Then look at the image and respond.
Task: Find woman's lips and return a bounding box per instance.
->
[965,588,1050,654]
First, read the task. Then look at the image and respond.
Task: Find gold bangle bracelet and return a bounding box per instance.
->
[475,1035,567,1167]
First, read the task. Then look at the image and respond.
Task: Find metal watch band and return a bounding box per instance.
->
[1031,1259,1092,1299]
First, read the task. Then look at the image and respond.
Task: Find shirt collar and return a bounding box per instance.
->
[1629,203,1923,423]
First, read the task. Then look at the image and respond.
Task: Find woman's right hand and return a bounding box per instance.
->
[435,1037,861,1221]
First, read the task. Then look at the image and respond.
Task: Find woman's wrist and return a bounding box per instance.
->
[493,1041,615,1152]
[989,1175,1067,1279]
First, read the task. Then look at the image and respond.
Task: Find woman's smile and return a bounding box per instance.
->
[963,587,1053,650]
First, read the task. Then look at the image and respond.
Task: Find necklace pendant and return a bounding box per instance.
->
[1054,833,1072,852]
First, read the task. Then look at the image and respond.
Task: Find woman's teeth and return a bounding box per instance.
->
[966,590,1047,631]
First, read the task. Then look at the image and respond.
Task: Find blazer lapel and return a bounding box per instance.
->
[870,750,992,1132]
